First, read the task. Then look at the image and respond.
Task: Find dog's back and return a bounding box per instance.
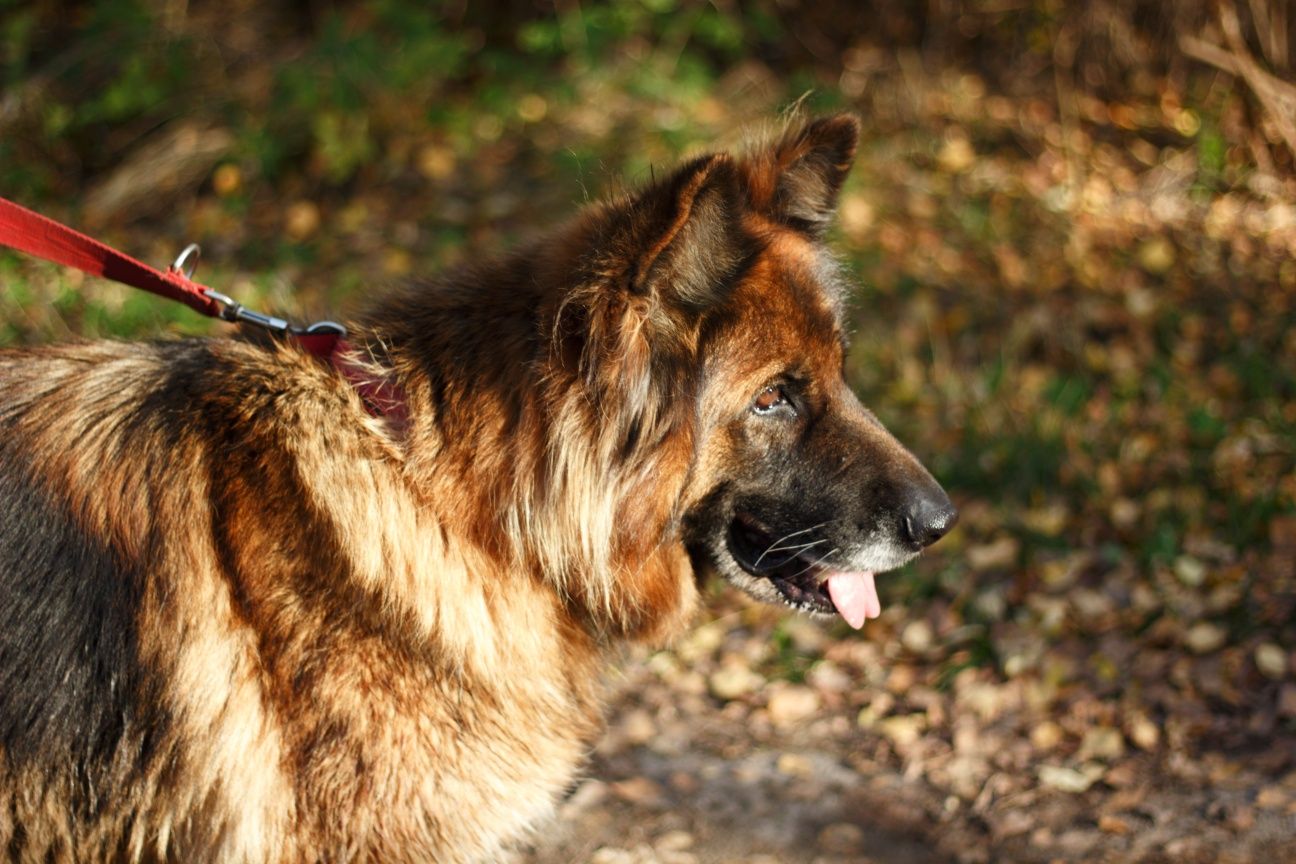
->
[0,341,603,862]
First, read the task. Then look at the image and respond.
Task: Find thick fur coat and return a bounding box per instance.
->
[0,115,953,862]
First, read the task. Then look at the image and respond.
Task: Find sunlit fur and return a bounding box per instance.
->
[0,114,946,862]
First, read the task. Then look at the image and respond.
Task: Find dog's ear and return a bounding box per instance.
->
[746,113,860,237]
[627,152,745,309]
[570,153,744,431]
[555,154,743,379]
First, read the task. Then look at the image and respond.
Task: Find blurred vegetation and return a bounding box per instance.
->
[2,1,1295,839]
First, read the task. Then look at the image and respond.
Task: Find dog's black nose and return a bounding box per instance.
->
[901,485,958,549]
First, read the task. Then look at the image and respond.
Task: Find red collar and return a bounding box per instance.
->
[0,195,406,423]
[329,341,410,428]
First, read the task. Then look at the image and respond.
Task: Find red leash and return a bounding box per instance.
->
[0,195,405,424]
[0,196,227,320]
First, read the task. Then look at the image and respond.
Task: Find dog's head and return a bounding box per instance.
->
[680,115,955,628]
[556,115,956,632]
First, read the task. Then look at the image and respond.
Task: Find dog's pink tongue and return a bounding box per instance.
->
[825,571,880,630]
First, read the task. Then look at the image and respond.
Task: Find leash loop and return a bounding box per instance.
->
[171,243,201,280]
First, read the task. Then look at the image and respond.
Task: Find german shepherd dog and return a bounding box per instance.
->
[0,115,954,862]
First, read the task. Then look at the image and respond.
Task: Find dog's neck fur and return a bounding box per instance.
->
[350,222,700,647]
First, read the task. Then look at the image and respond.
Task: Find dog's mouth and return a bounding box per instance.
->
[725,512,881,629]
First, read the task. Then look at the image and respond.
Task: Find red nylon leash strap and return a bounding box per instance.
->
[0,195,406,423]
[0,196,224,319]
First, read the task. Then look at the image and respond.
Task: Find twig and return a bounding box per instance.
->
[1179,1,1296,159]
[1247,0,1289,68]
[1053,20,1082,207]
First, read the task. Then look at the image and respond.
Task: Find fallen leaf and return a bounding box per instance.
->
[1098,813,1132,835]
[967,536,1020,571]
[708,663,763,701]
[938,135,976,173]
[766,685,821,728]
[878,714,927,749]
[816,822,865,854]
[1077,727,1126,762]
[610,777,665,807]
[1255,643,1288,680]
[1184,622,1227,655]
[1038,763,1104,793]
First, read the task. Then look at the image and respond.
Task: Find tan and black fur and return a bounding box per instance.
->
[0,116,954,862]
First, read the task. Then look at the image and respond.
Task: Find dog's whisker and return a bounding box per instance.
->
[751,522,828,568]
[787,547,840,580]
[764,537,827,557]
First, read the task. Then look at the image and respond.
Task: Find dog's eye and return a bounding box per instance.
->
[752,385,792,416]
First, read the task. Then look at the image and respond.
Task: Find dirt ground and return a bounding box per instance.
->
[518,603,1296,864]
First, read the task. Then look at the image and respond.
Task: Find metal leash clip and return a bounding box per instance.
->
[170,242,347,338]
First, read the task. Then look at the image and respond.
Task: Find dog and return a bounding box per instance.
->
[0,114,955,862]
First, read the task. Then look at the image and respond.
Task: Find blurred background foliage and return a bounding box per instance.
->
[2,1,1295,856]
